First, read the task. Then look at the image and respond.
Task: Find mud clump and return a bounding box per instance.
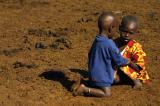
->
[148,11,158,21]
[29,0,49,7]
[0,48,23,56]
[13,61,37,69]
[28,28,57,37]
[0,0,50,8]
[28,27,68,37]
[77,17,94,23]
[35,42,48,49]
[35,37,72,50]
[50,38,72,50]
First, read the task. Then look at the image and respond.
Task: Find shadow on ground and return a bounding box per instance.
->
[39,69,76,91]
[69,68,88,78]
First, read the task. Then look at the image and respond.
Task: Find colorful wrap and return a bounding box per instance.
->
[114,40,150,84]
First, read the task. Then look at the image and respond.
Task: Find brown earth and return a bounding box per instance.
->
[0,0,160,106]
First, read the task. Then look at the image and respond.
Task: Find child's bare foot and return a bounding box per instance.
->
[71,75,82,92]
[73,84,86,96]
[133,79,142,89]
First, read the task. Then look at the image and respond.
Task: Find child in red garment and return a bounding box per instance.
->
[114,15,150,88]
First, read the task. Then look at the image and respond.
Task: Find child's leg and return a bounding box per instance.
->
[113,70,122,84]
[73,84,111,97]
[133,79,142,89]
[113,74,121,84]
[114,69,142,88]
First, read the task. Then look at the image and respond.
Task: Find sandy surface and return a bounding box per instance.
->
[0,0,160,106]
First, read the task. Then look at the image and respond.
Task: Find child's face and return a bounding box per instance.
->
[119,22,138,42]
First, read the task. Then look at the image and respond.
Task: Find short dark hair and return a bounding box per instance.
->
[120,15,139,30]
[98,12,114,33]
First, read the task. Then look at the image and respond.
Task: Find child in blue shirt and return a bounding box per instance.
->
[73,12,139,97]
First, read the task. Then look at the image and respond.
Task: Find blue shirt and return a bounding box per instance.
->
[88,35,128,87]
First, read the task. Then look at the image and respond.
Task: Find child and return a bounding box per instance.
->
[114,15,150,88]
[72,12,140,97]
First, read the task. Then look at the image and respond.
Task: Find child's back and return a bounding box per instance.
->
[88,35,127,87]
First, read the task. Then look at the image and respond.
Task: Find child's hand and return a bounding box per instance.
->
[128,61,141,74]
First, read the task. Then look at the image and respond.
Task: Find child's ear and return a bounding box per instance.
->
[108,24,114,33]
[108,26,112,33]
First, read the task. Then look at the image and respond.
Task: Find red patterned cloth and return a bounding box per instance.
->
[114,40,150,84]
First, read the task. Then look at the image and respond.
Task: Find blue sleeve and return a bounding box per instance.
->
[108,45,128,67]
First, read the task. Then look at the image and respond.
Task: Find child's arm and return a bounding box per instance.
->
[108,47,129,67]
[108,46,142,74]
[127,60,142,74]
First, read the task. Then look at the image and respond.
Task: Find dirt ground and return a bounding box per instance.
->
[0,0,160,106]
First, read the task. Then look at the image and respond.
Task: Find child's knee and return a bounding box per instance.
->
[102,87,111,97]
[104,91,111,97]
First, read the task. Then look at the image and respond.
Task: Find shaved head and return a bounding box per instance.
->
[120,15,139,31]
[98,12,116,34]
